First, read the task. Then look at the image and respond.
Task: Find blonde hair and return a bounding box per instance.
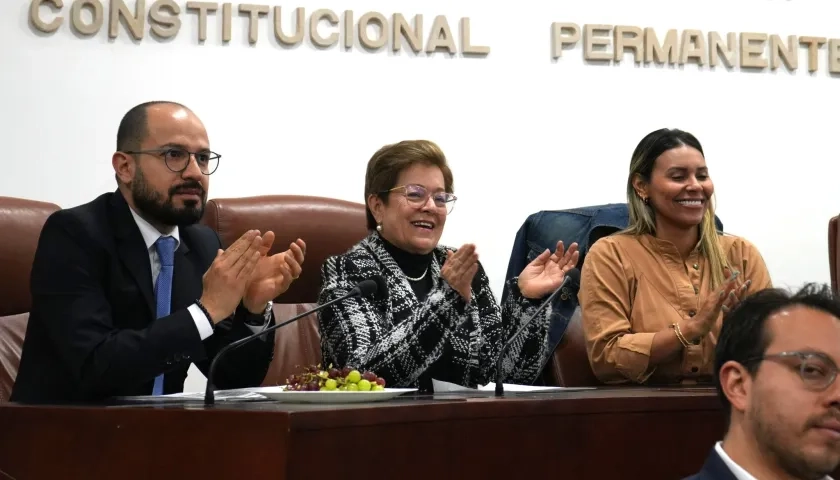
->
[622,129,730,289]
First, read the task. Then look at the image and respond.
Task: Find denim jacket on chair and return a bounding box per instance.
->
[500,203,725,379]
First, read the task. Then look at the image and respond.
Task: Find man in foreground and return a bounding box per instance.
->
[12,101,306,403]
[687,284,840,480]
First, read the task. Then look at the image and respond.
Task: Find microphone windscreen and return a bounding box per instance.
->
[356,275,385,297]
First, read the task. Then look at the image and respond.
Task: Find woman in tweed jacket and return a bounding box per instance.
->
[318,140,578,390]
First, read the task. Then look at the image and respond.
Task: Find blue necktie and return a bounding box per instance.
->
[152,236,177,395]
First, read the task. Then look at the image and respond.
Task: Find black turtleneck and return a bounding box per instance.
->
[379,234,449,392]
[379,234,434,301]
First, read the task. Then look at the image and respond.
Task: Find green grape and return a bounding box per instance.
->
[285,365,388,393]
[346,370,362,384]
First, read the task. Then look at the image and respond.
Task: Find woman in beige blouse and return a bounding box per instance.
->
[578,128,772,385]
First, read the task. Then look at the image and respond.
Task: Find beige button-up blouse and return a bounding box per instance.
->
[578,233,772,385]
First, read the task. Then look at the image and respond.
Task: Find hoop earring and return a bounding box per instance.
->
[376,223,383,232]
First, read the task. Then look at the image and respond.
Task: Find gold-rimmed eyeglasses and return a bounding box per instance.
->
[383,184,457,214]
[125,147,221,175]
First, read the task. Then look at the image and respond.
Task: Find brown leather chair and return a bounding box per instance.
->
[540,307,599,387]
[0,196,61,402]
[201,195,368,386]
[830,215,840,293]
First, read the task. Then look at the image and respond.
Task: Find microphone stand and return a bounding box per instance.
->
[204,287,364,405]
[494,279,568,397]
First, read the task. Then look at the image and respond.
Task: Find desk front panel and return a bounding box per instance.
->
[0,387,724,479]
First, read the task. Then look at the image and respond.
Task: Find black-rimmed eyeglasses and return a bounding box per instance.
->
[124,148,221,175]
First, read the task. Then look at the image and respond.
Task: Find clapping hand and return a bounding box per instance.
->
[680,267,747,343]
[441,243,479,303]
[242,232,306,313]
[517,240,580,300]
[720,268,750,314]
[200,230,263,322]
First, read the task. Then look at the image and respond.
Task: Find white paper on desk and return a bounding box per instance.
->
[432,379,595,393]
[115,387,269,403]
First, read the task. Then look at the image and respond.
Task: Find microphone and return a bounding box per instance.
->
[494,268,581,397]
[204,276,384,405]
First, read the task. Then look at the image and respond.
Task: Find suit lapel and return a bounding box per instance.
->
[364,232,445,305]
[700,448,740,480]
[171,229,202,312]
[110,193,155,317]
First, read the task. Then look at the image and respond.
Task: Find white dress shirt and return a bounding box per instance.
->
[129,208,268,340]
[715,442,833,480]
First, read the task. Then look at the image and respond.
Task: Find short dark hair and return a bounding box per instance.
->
[714,283,840,424]
[116,101,188,152]
[363,139,454,230]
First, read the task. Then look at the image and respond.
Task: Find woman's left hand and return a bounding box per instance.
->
[517,240,579,300]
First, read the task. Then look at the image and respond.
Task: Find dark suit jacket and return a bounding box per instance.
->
[684,448,738,480]
[11,191,275,404]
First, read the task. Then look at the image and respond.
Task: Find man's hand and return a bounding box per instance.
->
[200,230,263,322]
[242,235,307,313]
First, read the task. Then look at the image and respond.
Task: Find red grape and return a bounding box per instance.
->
[283,364,388,392]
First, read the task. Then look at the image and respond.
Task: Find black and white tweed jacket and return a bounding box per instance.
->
[317,232,553,388]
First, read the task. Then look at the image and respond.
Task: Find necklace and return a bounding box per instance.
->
[405,268,428,282]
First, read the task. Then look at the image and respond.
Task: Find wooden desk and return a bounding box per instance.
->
[0,387,724,480]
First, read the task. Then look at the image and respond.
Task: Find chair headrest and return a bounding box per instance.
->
[201,195,368,304]
[0,196,61,316]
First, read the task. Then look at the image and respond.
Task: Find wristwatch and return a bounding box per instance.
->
[243,300,273,327]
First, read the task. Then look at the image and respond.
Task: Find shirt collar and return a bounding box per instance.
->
[715,442,758,480]
[642,233,702,253]
[128,207,181,251]
[715,441,833,480]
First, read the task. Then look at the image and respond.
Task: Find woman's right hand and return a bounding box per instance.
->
[441,244,479,303]
[680,268,750,342]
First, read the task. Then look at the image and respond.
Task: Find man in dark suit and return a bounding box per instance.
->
[685,284,840,480]
[11,101,306,404]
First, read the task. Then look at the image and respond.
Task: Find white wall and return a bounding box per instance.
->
[3,0,838,392]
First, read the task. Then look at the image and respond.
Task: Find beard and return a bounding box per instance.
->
[751,397,840,480]
[130,168,206,227]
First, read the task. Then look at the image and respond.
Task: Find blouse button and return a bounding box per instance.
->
[693,285,699,294]
[693,264,699,270]
[688,310,696,317]
[691,367,699,373]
